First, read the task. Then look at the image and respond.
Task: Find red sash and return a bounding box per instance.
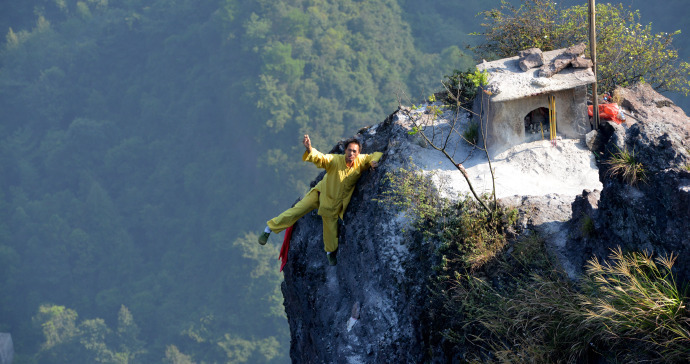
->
[279,225,293,272]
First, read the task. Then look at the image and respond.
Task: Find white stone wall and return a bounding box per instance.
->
[475,86,590,155]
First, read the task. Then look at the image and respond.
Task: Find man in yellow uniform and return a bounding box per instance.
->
[258,134,383,265]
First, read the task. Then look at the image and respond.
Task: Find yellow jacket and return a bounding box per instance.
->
[302,148,383,219]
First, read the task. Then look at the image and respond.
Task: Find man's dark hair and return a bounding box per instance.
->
[343,137,362,151]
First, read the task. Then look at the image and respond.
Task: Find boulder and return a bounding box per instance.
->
[571,56,593,68]
[518,47,544,71]
[585,130,598,151]
[539,43,587,77]
[281,115,434,363]
[615,83,690,142]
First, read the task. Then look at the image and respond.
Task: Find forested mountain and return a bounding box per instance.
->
[0,0,471,362]
[0,0,687,363]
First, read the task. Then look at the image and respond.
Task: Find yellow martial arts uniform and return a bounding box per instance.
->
[267,148,383,252]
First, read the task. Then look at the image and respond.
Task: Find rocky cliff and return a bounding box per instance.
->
[569,84,690,280]
[279,84,690,362]
[280,115,435,363]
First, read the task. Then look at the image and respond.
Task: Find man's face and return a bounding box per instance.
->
[345,143,360,164]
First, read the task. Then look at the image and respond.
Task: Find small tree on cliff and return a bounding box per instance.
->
[473,0,690,96]
[400,68,496,215]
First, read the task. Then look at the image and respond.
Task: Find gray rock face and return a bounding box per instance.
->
[585,129,598,150]
[518,47,544,71]
[0,333,13,364]
[569,84,690,280]
[281,113,435,363]
[500,194,582,278]
[590,120,627,160]
[539,42,587,77]
[571,56,593,69]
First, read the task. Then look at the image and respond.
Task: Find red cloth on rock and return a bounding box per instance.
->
[588,103,624,124]
[279,225,293,272]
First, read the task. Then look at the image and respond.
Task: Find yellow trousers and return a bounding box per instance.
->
[267,190,339,252]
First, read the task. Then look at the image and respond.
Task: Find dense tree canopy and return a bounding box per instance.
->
[474,0,690,95]
[0,0,472,362]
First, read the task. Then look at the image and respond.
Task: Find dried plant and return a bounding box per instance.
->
[580,248,690,362]
[435,243,690,363]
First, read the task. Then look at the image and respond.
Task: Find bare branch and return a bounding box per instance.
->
[402,102,493,215]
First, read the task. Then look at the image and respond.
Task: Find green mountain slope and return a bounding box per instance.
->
[0,0,471,362]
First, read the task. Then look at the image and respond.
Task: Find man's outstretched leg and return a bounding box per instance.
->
[322,215,338,265]
[258,226,272,245]
[259,189,319,245]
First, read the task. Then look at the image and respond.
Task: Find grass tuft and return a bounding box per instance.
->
[606,146,646,185]
[612,89,623,105]
[580,214,596,238]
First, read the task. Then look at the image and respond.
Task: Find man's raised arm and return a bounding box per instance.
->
[303,134,312,153]
[302,134,333,169]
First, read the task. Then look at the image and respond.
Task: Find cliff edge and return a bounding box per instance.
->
[280,84,690,362]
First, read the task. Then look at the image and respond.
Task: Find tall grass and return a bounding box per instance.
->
[580,248,690,362]
[383,166,690,362]
[436,241,690,363]
[441,236,595,363]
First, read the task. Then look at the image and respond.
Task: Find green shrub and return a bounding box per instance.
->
[473,0,690,96]
[375,164,446,226]
[441,69,488,107]
[433,198,514,273]
[580,213,596,238]
[462,121,479,145]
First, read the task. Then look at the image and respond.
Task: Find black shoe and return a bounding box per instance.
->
[327,250,337,266]
[258,232,270,245]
